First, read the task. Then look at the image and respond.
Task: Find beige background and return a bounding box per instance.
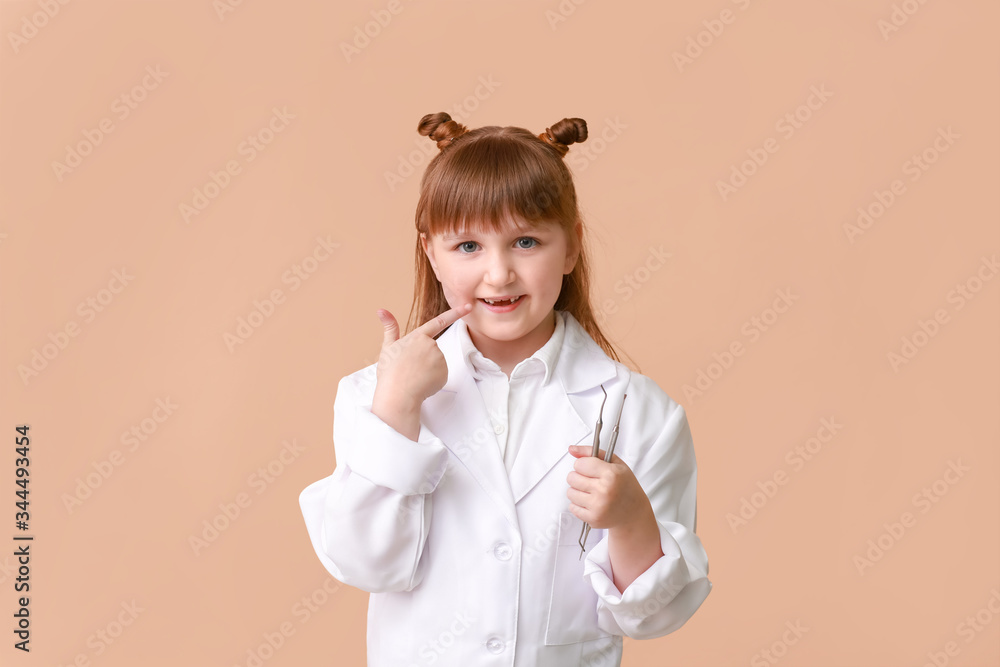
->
[1,0,998,665]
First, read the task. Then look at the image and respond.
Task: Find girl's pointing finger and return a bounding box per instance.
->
[416,302,473,338]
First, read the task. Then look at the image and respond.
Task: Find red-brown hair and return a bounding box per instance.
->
[406,111,639,372]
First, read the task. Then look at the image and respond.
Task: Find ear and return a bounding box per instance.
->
[420,233,440,277]
[564,219,583,274]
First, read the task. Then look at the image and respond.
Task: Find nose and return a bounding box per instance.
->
[483,248,515,287]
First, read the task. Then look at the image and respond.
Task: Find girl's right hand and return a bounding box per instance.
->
[373,303,473,410]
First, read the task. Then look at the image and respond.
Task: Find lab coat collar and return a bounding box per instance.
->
[441,310,616,395]
[454,308,566,385]
[421,309,624,530]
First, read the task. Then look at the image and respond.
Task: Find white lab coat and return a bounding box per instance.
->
[298,311,712,666]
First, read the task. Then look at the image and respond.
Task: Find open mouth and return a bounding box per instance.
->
[479,296,522,306]
[478,295,525,312]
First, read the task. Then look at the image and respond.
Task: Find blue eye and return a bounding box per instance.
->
[453,237,539,253]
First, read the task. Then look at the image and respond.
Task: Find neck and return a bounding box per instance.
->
[469,310,557,373]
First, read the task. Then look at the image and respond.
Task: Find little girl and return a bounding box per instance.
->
[299,112,712,666]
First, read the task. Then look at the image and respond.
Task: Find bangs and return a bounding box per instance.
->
[417,130,571,238]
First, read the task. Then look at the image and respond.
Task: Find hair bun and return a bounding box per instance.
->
[418,112,469,149]
[539,117,587,157]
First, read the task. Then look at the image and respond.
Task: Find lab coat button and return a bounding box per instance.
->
[486,637,505,653]
[493,542,512,560]
[494,423,505,434]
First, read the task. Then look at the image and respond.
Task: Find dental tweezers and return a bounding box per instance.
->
[578,385,628,560]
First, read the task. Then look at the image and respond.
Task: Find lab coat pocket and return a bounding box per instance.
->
[544,511,612,645]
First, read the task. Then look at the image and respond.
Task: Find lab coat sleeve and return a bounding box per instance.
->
[298,373,450,593]
[581,397,712,639]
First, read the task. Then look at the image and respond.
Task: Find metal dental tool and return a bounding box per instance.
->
[578,386,628,560]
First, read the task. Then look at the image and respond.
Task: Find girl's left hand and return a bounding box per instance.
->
[566,445,653,530]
